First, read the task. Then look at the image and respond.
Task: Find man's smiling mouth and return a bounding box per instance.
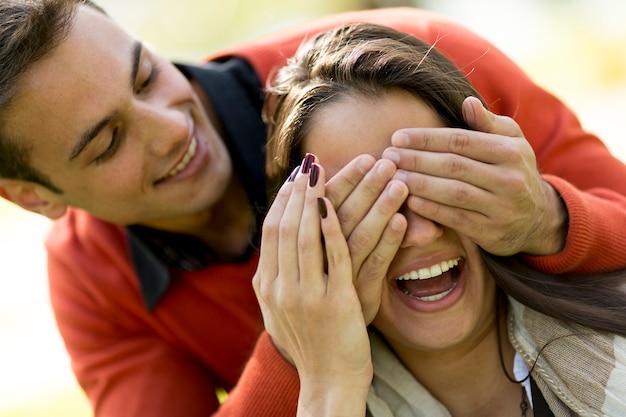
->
[162,136,197,180]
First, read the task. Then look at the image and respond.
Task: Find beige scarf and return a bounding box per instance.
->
[366,298,626,417]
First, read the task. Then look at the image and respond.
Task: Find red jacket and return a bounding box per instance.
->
[47,7,626,417]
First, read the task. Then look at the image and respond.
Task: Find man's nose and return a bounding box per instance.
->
[399,205,444,248]
[137,103,188,156]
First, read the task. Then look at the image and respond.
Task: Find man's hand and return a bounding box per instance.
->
[383,96,567,256]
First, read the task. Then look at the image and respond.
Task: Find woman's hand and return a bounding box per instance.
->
[253,155,372,417]
[325,156,408,324]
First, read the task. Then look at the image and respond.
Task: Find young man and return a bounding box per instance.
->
[0,1,625,416]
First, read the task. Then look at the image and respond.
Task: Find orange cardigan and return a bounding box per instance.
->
[47,7,626,417]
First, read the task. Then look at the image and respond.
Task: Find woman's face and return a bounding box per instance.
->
[302,89,497,355]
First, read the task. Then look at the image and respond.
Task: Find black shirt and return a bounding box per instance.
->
[126,58,267,310]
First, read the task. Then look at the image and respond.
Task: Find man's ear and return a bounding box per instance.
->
[0,179,67,219]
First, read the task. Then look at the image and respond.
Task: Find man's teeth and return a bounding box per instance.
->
[165,137,197,178]
[396,258,460,281]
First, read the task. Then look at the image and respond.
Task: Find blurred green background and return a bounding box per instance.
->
[0,0,624,416]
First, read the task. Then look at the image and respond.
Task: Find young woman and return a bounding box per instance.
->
[254,23,626,417]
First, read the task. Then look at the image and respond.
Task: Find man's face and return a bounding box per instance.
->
[4,5,232,225]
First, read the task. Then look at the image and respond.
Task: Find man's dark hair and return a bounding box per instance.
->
[0,0,104,193]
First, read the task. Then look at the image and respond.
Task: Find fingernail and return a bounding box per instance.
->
[309,164,319,187]
[301,153,314,174]
[387,181,407,199]
[376,160,395,179]
[356,154,375,174]
[391,131,409,147]
[317,197,328,219]
[288,165,300,182]
[383,149,400,164]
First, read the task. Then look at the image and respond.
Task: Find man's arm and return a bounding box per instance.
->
[47,213,222,417]
[213,332,299,417]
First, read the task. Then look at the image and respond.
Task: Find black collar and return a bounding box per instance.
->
[126,58,266,310]
[530,376,556,417]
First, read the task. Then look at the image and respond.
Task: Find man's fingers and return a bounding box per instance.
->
[387,127,524,166]
[461,96,522,138]
[388,97,527,167]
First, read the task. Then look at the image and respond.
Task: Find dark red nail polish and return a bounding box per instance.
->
[288,165,300,182]
[318,197,328,219]
[301,153,314,174]
[309,164,319,187]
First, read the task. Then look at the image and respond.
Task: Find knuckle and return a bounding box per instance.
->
[449,131,472,153]
[408,151,422,170]
[498,203,516,221]
[278,220,297,242]
[449,209,472,228]
[445,156,466,177]
[336,207,359,231]
[251,274,262,294]
[255,278,277,304]
[297,233,316,253]
[505,143,523,160]
[348,227,373,253]
[261,217,279,237]
[498,141,527,165]
[361,180,382,201]
[511,173,529,193]
[274,290,296,310]
[452,184,471,204]
[417,131,435,151]
[503,171,529,197]
[364,251,388,274]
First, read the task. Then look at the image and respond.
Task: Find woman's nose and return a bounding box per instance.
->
[400,205,444,248]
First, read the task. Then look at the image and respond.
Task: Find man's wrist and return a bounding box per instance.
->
[525,181,568,256]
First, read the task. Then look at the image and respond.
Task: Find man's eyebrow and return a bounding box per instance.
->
[68,42,142,162]
[129,41,142,89]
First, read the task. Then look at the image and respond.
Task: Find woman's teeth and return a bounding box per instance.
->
[165,137,197,179]
[396,258,460,281]
[412,286,455,302]
[395,258,461,302]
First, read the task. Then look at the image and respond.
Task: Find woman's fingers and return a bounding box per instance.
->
[355,212,407,324]
[298,163,327,295]
[255,155,369,380]
[327,157,400,237]
[255,166,299,292]
[318,197,352,292]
